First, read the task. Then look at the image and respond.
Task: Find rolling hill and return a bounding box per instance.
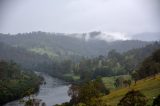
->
[0,42,52,70]
[0,31,149,58]
[102,74,160,106]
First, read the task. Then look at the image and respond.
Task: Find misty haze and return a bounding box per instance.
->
[0,0,160,106]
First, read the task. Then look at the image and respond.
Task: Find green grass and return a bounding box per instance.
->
[102,75,131,90]
[63,73,80,81]
[102,74,160,106]
[29,47,59,58]
[72,75,80,81]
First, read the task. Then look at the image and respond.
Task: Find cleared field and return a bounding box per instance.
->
[102,74,160,106]
[102,75,131,90]
[63,74,80,81]
[29,47,59,58]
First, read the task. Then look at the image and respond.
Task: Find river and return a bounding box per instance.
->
[4,74,70,106]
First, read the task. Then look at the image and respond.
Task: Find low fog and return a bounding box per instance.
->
[0,0,160,41]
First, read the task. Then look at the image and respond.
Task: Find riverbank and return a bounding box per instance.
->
[4,74,70,106]
[0,61,43,106]
[0,72,42,105]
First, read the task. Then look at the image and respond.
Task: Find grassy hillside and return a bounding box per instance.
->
[29,47,59,58]
[102,74,160,106]
[102,75,131,90]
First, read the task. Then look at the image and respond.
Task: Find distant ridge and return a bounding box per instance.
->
[0,32,149,58]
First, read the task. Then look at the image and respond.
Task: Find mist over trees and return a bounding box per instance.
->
[0,0,160,105]
[0,42,52,70]
[0,31,159,106]
[0,33,159,82]
[0,32,149,58]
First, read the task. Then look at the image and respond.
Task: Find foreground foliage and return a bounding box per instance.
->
[56,78,109,106]
[0,61,42,105]
[118,90,147,106]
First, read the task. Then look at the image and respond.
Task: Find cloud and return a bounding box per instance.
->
[131,32,160,41]
[0,0,159,34]
[66,31,130,42]
[90,32,130,41]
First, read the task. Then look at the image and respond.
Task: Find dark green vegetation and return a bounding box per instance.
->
[0,32,156,82]
[39,42,159,83]
[61,42,160,82]
[56,47,160,106]
[1,41,159,83]
[0,61,42,105]
[136,48,160,79]
[56,78,109,106]
[118,90,148,106]
[69,78,109,105]
[0,32,148,58]
[0,32,160,106]
[0,33,159,82]
[0,42,52,70]
[102,48,160,105]
[57,70,160,106]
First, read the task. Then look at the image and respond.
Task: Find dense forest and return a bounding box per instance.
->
[0,32,159,106]
[56,45,160,106]
[0,61,43,105]
[0,32,148,58]
[0,32,155,81]
[0,42,52,70]
[40,42,160,82]
[0,33,159,81]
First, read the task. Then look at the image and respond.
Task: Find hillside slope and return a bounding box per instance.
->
[103,74,160,106]
[0,32,148,58]
[0,42,52,70]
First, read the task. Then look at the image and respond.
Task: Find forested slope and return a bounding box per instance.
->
[0,32,149,58]
[0,42,52,70]
[0,61,42,105]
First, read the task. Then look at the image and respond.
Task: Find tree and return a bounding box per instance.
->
[68,78,109,105]
[68,85,79,104]
[136,49,160,79]
[131,71,139,84]
[61,60,72,74]
[114,77,124,88]
[118,90,148,106]
[78,81,101,104]
[123,79,131,87]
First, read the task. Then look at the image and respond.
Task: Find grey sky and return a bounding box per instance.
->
[0,0,159,34]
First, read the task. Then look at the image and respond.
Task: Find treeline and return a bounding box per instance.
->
[0,61,42,105]
[56,43,160,106]
[135,48,160,80]
[0,42,52,70]
[56,77,110,106]
[0,36,159,83]
[37,42,160,82]
[53,42,160,82]
[0,32,148,58]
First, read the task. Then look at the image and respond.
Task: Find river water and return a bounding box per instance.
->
[4,74,70,106]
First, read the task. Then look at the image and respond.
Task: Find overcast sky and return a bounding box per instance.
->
[0,0,159,35]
